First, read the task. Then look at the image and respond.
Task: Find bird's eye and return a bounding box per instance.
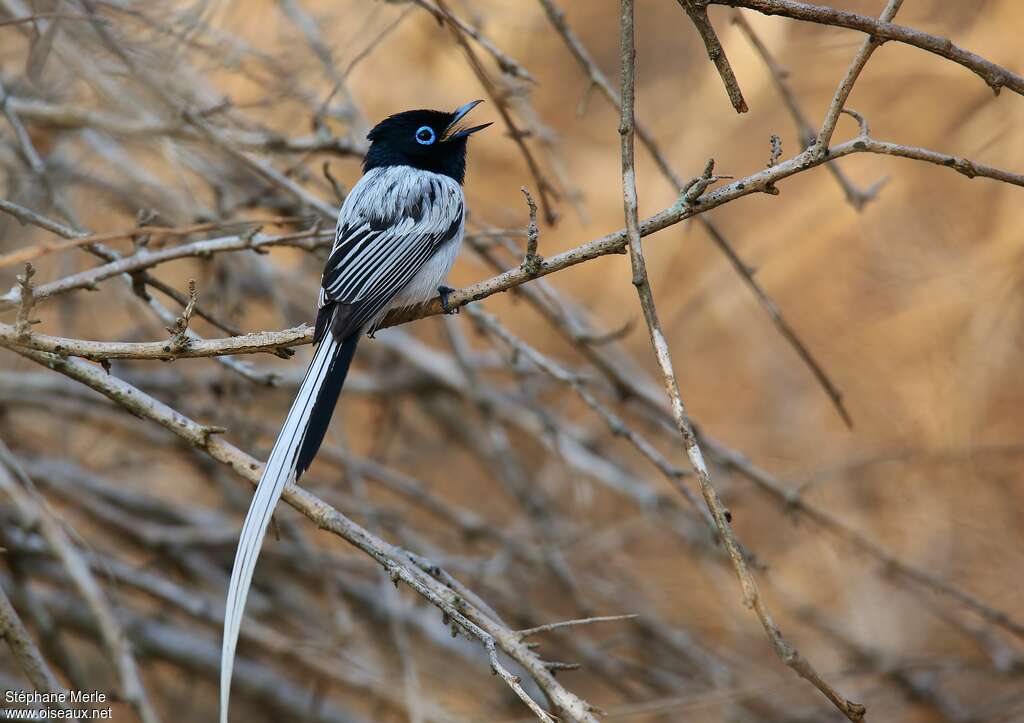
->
[415,126,436,145]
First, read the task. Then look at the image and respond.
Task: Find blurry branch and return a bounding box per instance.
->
[708,0,1024,96]
[0,214,312,269]
[0,585,74,719]
[0,200,331,308]
[676,0,748,113]
[0,444,161,723]
[5,347,600,722]
[0,12,96,27]
[791,598,974,723]
[1,580,368,723]
[699,221,852,427]
[0,322,311,361]
[467,305,704,514]
[700,434,1024,640]
[619,3,864,720]
[0,197,80,240]
[410,0,534,82]
[516,614,639,640]
[4,97,366,156]
[433,0,560,224]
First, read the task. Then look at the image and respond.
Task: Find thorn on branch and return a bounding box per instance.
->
[15,263,40,340]
[199,424,227,446]
[768,134,783,167]
[520,187,544,276]
[842,108,870,139]
[241,225,267,254]
[544,660,581,675]
[166,280,198,352]
[132,208,159,250]
[679,159,732,207]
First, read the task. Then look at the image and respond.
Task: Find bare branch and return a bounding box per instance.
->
[710,0,1024,96]
[677,0,749,113]
[620,3,863,718]
[813,0,904,154]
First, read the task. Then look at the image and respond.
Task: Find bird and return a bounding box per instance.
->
[219,100,490,722]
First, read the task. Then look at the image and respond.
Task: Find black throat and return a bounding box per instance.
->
[362,138,468,184]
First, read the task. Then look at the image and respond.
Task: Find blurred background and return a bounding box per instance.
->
[1,1,1023,721]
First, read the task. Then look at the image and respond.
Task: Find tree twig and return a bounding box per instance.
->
[619,3,864,718]
[677,0,748,113]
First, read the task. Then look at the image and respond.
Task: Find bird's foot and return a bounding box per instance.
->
[437,285,457,314]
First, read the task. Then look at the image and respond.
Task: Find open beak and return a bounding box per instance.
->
[443,99,492,140]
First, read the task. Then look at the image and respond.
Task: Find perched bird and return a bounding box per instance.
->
[220,101,490,722]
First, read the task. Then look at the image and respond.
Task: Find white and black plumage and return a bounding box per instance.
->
[220,101,490,723]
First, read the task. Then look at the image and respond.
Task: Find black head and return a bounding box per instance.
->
[362,100,491,184]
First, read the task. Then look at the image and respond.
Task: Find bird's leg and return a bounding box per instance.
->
[437,285,457,314]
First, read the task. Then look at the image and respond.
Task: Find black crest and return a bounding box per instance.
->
[362,102,490,184]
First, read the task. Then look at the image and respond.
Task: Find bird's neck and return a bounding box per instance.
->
[362,146,466,184]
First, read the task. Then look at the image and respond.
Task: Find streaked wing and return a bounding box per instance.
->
[317,167,464,339]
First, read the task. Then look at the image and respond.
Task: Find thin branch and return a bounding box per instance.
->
[517,614,639,640]
[0,443,161,723]
[730,9,885,209]
[15,263,38,340]
[433,0,559,224]
[0,322,311,361]
[710,0,1024,97]
[619,2,864,719]
[677,0,749,113]
[813,0,904,154]
[699,433,1024,640]
[539,0,852,425]
[409,0,534,82]
[4,347,600,723]
[0,12,98,27]
[700,221,852,427]
[380,126,1024,329]
[0,215,310,269]
[0,585,75,719]
[5,96,365,156]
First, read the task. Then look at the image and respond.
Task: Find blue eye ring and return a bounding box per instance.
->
[415,125,436,145]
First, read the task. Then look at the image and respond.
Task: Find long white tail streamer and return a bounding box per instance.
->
[219,335,338,723]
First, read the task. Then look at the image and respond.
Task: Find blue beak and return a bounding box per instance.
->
[444,99,491,140]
